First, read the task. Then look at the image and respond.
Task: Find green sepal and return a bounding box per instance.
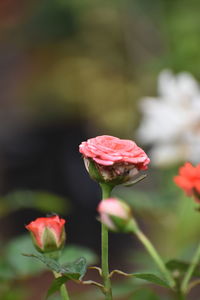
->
[30,227,65,254]
[110,215,130,232]
[123,174,147,187]
[88,159,126,187]
[42,227,65,252]
[40,228,58,252]
[109,216,139,233]
[88,159,105,183]
[125,218,139,233]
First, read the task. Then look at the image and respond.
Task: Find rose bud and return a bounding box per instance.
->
[79,135,150,186]
[25,215,66,253]
[97,198,136,232]
[174,162,200,204]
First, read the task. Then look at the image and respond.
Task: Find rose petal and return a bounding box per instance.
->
[79,135,150,170]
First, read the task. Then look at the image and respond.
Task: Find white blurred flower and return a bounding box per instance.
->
[136,70,200,166]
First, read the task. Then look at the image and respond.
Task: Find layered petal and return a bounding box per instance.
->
[26,216,66,253]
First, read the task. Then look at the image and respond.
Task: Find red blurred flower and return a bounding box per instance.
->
[174,162,200,203]
[79,135,150,185]
[26,215,66,253]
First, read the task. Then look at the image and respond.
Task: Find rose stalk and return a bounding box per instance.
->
[26,216,70,300]
[97,197,176,289]
[100,183,113,300]
[79,135,150,300]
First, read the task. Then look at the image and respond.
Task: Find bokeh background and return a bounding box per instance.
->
[0,0,200,299]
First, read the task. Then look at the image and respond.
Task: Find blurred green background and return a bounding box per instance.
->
[0,0,200,299]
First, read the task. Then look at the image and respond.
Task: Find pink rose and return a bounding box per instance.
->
[79,135,150,185]
[79,135,150,169]
[97,198,133,232]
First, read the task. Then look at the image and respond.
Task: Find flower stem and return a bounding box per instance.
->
[133,226,176,289]
[60,284,70,300]
[54,272,70,300]
[100,183,113,300]
[181,241,200,294]
[175,290,186,300]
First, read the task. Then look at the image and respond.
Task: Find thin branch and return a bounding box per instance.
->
[80,280,105,292]
[109,269,132,278]
[88,266,102,276]
[187,279,200,293]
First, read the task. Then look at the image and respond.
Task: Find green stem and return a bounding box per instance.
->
[60,284,70,300]
[175,290,186,300]
[100,183,113,300]
[133,227,176,289]
[54,272,70,300]
[181,241,200,294]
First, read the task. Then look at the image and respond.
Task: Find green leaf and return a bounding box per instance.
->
[45,257,87,298]
[5,235,45,277]
[166,259,200,277]
[23,253,87,279]
[111,279,139,298]
[0,260,15,281]
[62,257,87,280]
[60,245,98,265]
[131,273,170,288]
[129,287,160,300]
[0,283,27,300]
[112,280,169,300]
[0,190,69,215]
[47,276,69,299]
[23,253,62,273]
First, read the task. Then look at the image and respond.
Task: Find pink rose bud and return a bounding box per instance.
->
[97,198,135,232]
[26,215,66,253]
[79,135,150,186]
